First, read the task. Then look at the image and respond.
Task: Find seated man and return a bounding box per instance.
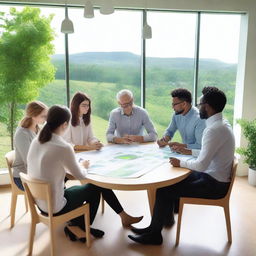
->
[128,86,235,245]
[106,89,157,144]
[157,88,205,156]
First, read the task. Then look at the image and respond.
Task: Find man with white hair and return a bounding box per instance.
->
[106,89,157,144]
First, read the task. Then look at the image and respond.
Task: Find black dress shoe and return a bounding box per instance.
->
[128,232,163,245]
[64,227,77,242]
[174,199,180,213]
[163,218,175,228]
[131,226,152,235]
[90,228,105,238]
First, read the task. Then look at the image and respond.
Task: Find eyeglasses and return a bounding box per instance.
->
[119,100,133,108]
[172,101,184,107]
[80,104,90,108]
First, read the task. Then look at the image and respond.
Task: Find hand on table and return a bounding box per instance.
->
[157,137,169,147]
[90,141,104,150]
[169,157,180,167]
[81,160,90,169]
[174,147,192,155]
[124,135,144,143]
[113,137,132,144]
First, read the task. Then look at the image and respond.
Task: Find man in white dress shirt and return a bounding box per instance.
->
[128,86,235,245]
[106,89,157,144]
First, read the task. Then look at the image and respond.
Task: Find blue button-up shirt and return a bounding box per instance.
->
[165,106,206,150]
[106,106,157,142]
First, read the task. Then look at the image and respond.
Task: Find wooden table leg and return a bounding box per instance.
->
[147,188,156,216]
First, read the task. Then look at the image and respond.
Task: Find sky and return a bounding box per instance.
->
[0,5,241,64]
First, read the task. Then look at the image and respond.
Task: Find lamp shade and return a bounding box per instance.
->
[142,23,152,39]
[61,6,74,34]
[61,17,74,33]
[100,0,114,15]
[84,0,94,18]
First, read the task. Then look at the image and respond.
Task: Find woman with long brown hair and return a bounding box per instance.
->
[63,92,103,151]
[13,101,48,191]
[63,92,142,227]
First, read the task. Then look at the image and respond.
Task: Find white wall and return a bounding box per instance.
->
[1,0,256,175]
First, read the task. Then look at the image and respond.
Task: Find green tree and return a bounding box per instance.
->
[93,92,116,120]
[0,7,55,148]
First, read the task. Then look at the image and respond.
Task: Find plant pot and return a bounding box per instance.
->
[248,167,256,186]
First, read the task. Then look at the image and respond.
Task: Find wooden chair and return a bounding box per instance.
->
[20,173,91,256]
[175,158,238,245]
[5,150,28,228]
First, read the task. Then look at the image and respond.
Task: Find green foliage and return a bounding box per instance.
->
[237,119,256,169]
[0,7,56,146]
[93,92,116,120]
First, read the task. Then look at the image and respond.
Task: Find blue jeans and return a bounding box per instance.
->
[14,177,24,191]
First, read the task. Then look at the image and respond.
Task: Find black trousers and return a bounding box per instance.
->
[55,184,101,230]
[98,187,123,214]
[50,184,123,230]
[150,171,230,232]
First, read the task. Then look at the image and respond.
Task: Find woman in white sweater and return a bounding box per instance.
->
[28,105,142,242]
[27,105,103,241]
[13,101,48,191]
[63,92,103,151]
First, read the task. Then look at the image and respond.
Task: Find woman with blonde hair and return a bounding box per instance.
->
[13,101,48,191]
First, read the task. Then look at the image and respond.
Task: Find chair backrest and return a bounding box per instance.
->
[225,157,238,200]
[5,150,15,184]
[20,173,53,217]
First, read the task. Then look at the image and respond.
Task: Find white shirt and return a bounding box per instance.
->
[180,113,235,182]
[63,117,98,146]
[27,134,87,213]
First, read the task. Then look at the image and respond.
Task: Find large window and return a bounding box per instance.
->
[198,13,241,124]
[145,12,197,138]
[0,3,242,168]
[68,9,142,142]
[38,7,68,106]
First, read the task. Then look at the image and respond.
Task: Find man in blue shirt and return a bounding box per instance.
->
[128,87,235,245]
[106,89,157,144]
[157,88,205,156]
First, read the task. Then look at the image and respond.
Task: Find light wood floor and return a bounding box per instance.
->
[0,177,255,256]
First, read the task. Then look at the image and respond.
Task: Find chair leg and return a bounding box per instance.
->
[28,221,36,256]
[85,209,91,247]
[101,194,105,214]
[223,205,232,243]
[49,224,55,256]
[24,194,28,212]
[175,201,184,246]
[10,192,17,228]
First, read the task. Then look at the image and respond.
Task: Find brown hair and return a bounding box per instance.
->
[20,101,48,134]
[39,105,71,144]
[70,92,91,126]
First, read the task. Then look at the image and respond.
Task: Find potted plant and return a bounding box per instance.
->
[237,119,256,186]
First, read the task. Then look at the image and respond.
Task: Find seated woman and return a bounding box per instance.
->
[63,92,103,151]
[27,106,141,241]
[27,105,102,241]
[13,101,48,191]
[63,92,143,228]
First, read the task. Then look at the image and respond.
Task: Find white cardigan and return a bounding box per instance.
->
[63,117,98,146]
[27,134,87,213]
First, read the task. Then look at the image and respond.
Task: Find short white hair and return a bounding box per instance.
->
[116,89,133,101]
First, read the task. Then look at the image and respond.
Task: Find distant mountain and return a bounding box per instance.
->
[51,51,236,70]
